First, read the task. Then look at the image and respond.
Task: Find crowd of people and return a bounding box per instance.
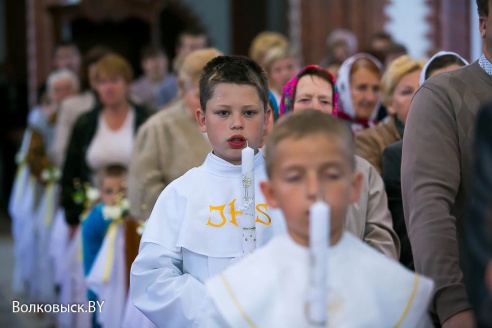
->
[7,1,492,327]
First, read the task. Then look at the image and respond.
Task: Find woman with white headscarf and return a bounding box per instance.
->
[336,53,383,135]
[419,51,468,85]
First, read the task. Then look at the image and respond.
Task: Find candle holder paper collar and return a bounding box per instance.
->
[205,151,265,178]
[279,65,339,118]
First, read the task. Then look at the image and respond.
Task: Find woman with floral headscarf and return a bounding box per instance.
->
[279,65,338,117]
[278,65,400,260]
[336,53,383,135]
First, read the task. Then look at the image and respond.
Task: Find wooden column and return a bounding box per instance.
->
[426,0,471,60]
[298,0,388,65]
[27,0,166,107]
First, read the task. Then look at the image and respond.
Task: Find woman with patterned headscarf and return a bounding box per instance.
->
[336,53,383,135]
[277,64,400,260]
[279,65,339,117]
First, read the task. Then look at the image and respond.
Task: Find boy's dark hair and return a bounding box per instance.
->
[102,164,127,179]
[199,55,269,111]
[425,54,467,81]
[96,164,127,188]
[140,45,168,61]
[264,109,355,178]
[477,0,489,16]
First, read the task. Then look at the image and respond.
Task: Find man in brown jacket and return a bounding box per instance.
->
[402,1,492,327]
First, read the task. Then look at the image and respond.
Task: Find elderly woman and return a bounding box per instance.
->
[61,53,149,234]
[27,69,80,179]
[336,53,383,135]
[11,68,79,301]
[355,55,424,174]
[279,65,399,260]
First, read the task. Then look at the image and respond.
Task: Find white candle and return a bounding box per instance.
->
[241,143,256,255]
[308,199,330,326]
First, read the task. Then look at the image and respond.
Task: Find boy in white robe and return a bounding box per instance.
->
[199,109,434,327]
[130,55,286,327]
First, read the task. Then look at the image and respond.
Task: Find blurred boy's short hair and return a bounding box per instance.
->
[264,109,355,178]
[199,55,269,112]
[96,164,127,187]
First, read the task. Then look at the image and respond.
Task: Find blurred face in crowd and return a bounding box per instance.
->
[96,73,128,108]
[326,63,341,79]
[387,70,420,123]
[50,77,77,105]
[268,57,298,94]
[350,67,380,119]
[54,45,81,73]
[176,35,207,58]
[260,133,362,247]
[100,176,126,206]
[196,83,269,165]
[142,54,168,82]
[294,75,334,114]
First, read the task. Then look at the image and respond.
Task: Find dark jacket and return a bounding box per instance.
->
[382,140,413,270]
[464,102,492,328]
[61,103,149,226]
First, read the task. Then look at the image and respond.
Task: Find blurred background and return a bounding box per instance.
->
[0,0,483,326]
[0,0,482,233]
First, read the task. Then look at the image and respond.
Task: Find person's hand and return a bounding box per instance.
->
[442,310,475,328]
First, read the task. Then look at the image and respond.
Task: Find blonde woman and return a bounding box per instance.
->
[355,55,425,174]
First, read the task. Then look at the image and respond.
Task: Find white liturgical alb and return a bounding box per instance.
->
[200,233,434,328]
[130,152,286,328]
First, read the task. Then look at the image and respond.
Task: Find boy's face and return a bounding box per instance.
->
[260,134,362,247]
[100,176,126,206]
[196,83,270,165]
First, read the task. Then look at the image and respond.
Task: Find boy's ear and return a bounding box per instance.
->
[349,171,363,205]
[195,108,207,133]
[260,180,280,209]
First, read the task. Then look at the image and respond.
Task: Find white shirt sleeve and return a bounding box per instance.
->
[194,293,230,328]
[130,241,207,328]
